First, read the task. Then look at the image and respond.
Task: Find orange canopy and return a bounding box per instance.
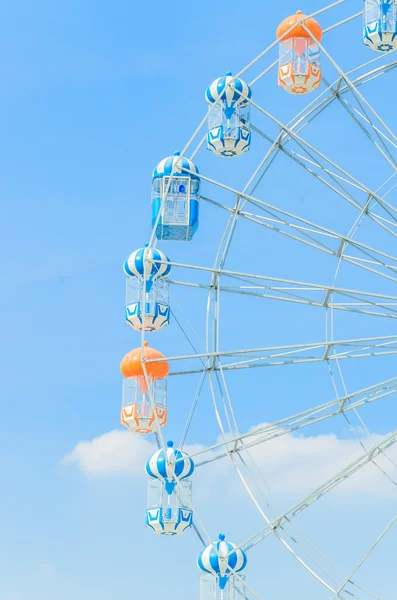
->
[120,341,170,380]
[276,10,323,42]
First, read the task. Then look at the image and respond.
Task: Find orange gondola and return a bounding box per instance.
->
[120,342,169,434]
[277,10,323,95]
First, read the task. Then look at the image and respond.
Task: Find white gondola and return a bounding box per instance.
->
[364,0,397,52]
[145,441,195,535]
[205,73,252,158]
[198,534,248,600]
[123,244,171,332]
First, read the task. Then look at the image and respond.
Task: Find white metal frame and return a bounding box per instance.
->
[138,3,397,599]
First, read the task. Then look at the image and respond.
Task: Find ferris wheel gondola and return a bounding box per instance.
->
[363,0,397,52]
[124,243,171,332]
[151,152,201,241]
[198,534,248,596]
[276,10,323,95]
[145,441,195,535]
[205,73,252,157]
[120,342,169,434]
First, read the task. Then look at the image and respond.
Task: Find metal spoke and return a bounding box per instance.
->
[240,428,397,553]
[183,376,397,467]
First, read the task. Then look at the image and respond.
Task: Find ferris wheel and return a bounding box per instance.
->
[119,2,397,599]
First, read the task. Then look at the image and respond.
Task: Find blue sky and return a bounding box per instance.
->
[1,0,397,599]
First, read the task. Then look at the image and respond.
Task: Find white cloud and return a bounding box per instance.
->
[63,429,155,476]
[64,426,397,497]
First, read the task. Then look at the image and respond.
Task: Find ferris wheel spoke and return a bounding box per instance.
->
[371,205,397,226]
[253,122,369,210]
[341,48,397,79]
[287,24,397,201]
[331,344,397,495]
[246,96,397,224]
[251,122,397,235]
[231,451,376,600]
[215,286,397,320]
[207,197,338,255]
[224,423,391,600]
[210,432,385,600]
[275,144,397,229]
[322,76,397,177]
[337,92,397,154]
[321,126,397,516]
[351,59,397,91]
[184,376,397,468]
[226,450,349,599]
[233,453,379,600]
[238,427,397,554]
[196,171,397,283]
[238,60,397,247]
[178,370,208,450]
[273,57,397,149]
[248,126,397,247]
[251,125,370,205]
[194,368,397,595]
[367,210,397,241]
[222,338,397,370]
[311,25,397,159]
[329,511,397,600]
[290,60,397,153]
[206,354,384,600]
[169,264,397,300]
[207,362,372,600]
[219,274,397,318]
[240,201,397,278]
[257,56,397,184]
[171,272,397,319]
[148,335,397,377]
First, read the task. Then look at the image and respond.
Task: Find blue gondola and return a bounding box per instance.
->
[123,244,171,332]
[364,0,397,52]
[205,73,252,158]
[145,441,195,535]
[151,152,200,241]
[198,534,248,600]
